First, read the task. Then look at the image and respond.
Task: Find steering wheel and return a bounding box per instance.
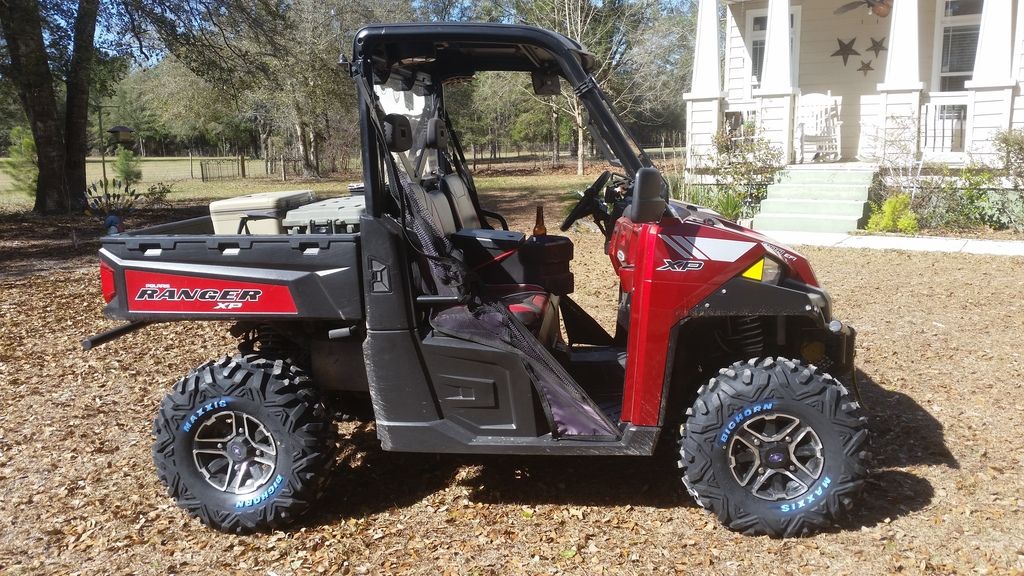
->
[560,170,612,231]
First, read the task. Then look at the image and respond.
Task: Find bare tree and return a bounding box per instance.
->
[503,0,661,175]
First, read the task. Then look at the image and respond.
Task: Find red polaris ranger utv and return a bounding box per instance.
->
[86,23,867,537]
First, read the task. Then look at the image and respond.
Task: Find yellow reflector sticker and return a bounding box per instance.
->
[742,259,764,281]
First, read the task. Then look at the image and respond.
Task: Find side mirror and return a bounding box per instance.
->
[626,167,667,223]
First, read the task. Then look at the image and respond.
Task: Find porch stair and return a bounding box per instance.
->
[752,167,876,233]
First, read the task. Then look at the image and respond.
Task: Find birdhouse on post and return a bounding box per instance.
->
[107,125,135,144]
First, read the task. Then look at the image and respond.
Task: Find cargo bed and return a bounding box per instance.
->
[98,216,364,322]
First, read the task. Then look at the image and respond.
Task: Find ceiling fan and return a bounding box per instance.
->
[834,0,893,17]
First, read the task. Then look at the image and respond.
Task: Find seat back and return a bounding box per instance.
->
[407,181,458,237]
[440,174,482,229]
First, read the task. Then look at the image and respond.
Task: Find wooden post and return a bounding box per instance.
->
[239,154,246,178]
[189,149,194,179]
[281,155,287,181]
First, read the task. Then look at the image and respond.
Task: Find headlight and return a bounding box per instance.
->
[740,257,784,284]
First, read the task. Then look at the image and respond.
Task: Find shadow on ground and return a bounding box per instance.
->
[303,423,467,527]
[838,369,958,530]
[306,368,957,531]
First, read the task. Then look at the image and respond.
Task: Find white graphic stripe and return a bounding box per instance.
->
[691,237,756,262]
[675,236,710,260]
[660,234,757,263]
[660,234,695,259]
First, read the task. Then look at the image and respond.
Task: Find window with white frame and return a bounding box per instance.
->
[934,0,983,92]
[746,8,800,88]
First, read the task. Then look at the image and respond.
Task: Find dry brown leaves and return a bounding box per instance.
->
[1,187,1023,575]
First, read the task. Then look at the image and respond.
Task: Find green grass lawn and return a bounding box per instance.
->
[0,171,594,213]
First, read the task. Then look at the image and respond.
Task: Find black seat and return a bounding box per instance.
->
[406,117,555,338]
[440,174,482,229]
[422,118,487,230]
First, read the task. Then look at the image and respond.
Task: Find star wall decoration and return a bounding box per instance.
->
[858,60,874,76]
[831,38,860,67]
[867,37,887,58]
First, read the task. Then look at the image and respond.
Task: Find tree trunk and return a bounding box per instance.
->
[312,129,321,177]
[550,108,559,166]
[575,111,585,176]
[63,0,100,208]
[294,121,315,177]
[1,0,68,212]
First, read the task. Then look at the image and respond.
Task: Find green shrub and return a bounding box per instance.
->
[994,128,1024,190]
[900,164,994,230]
[867,194,919,234]
[980,189,1024,231]
[1,126,38,197]
[113,148,142,184]
[711,191,745,221]
[705,123,784,212]
[144,181,175,207]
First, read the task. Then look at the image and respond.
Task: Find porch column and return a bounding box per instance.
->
[752,0,795,163]
[684,0,723,174]
[964,0,1016,159]
[876,0,924,163]
[970,0,1013,86]
[760,0,792,94]
[1013,0,1024,129]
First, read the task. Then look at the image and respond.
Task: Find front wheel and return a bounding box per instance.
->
[679,357,868,537]
[152,354,337,533]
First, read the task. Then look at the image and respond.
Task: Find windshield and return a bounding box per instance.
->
[375,79,439,180]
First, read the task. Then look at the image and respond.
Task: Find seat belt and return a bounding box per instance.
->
[440,111,506,230]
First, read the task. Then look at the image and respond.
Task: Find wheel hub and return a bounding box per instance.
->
[191,410,278,495]
[727,411,824,501]
[764,447,789,468]
[226,437,253,463]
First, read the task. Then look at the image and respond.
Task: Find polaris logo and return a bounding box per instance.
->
[135,286,263,303]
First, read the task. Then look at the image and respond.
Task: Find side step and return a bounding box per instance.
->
[376,420,659,456]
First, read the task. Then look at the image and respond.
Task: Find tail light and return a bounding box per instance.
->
[100,261,116,303]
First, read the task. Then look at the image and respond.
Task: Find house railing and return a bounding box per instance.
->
[920,93,968,160]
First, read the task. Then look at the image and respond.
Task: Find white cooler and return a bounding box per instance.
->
[209,190,317,234]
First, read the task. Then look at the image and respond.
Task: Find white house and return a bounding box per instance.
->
[684,0,1024,232]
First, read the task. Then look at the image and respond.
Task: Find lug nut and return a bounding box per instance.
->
[758,467,766,474]
[789,465,796,471]
[785,436,791,443]
[753,439,760,446]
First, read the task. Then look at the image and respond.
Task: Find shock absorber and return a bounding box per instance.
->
[725,316,766,358]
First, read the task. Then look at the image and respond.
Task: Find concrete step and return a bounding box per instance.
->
[752,213,866,233]
[765,183,871,201]
[777,170,876,186]
[759,198,870,218]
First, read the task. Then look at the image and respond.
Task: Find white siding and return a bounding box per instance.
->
[967,87,1014,159]
[1012,85,1024,129]
[685,98,722,168]
[757,94,794,162]
[795,0,891,158]
[724,4,749,102]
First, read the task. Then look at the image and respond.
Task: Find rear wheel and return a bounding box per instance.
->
[679,357,867,537]
[152,354,336,533]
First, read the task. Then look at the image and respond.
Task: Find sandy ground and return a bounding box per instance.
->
[0,184,1022,575]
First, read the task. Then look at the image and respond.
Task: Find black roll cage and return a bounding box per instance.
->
[347,22,653,218]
